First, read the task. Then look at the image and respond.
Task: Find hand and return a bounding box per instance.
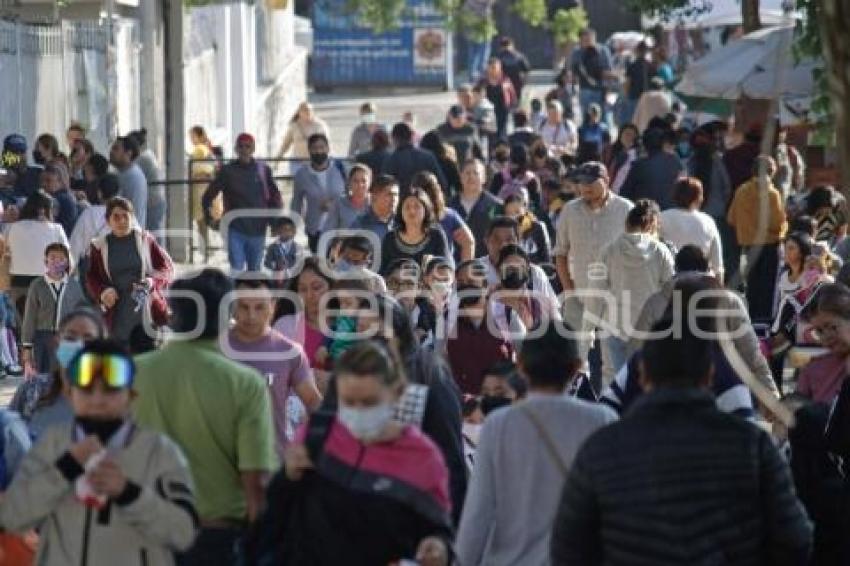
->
[87,457,128,498]
[100,288,118,308]
[68,435,103,467]
[284,444,313,481]
[416,537,448,566]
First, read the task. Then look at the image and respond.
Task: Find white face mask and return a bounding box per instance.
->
[338,403,394,441]
[431,280,453,296]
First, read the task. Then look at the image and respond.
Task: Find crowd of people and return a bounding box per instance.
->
[0,28,848,566]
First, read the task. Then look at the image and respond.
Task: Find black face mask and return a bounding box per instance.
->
[480,395,512,415]
[533,148,548,159]
[310,152,328,167]
[494,151,509,163]
[457,284,485,308]
[501,268,529,290]
[32,149,45,165]
[75,416,125,444]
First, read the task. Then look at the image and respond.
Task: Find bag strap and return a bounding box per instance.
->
[304,409,335,463]
[519,403,568,476]
[256,161,271,205]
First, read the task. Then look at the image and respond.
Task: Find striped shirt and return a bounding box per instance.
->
[600,345,756,420]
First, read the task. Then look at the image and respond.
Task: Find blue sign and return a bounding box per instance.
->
[311,0,450,87]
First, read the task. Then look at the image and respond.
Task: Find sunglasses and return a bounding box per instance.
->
[69,352,135,390]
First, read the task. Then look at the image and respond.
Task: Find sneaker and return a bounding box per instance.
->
[6,364,23,376]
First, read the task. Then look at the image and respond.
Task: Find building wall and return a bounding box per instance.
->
[184,1,307,158]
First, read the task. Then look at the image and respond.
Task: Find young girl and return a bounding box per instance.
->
[21,243,87,375]
[0,340,198,564]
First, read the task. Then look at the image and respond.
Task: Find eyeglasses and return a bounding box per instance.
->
[69,352,135,390]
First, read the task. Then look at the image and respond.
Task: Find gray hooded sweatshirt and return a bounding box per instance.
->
[592,232,675,338]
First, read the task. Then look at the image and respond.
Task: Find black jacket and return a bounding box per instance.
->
[619,150,684,211]
[449,191,502,259]
[552,388,812,566]
[382,144,448,194]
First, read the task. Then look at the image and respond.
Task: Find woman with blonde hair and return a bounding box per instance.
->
[277,102,330,163]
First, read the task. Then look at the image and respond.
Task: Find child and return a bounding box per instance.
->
[0,340,198,564]
[319,278,370,364]
[22,243,86,375]
[479,361,527,415]
[264,216,303,282]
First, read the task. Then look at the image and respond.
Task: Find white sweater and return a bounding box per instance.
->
[7,220,69,276]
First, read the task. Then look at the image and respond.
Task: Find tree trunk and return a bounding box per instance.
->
[818,0,850,196]
[742,0,761,32]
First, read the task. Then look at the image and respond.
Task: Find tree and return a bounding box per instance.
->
[741,0,761,32]
[797,0,850,195]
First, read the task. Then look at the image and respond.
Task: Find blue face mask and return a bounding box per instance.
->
[677,142,691,158]
[335,258,353,272]
[56,339,84,369]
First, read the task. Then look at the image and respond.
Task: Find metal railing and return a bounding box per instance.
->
[149,156,353,264]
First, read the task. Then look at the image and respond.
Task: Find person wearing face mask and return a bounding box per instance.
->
[291,133,347,253]
[488,141,511,178]
[503,193,552,265]
[348,101,385,157]
[203,132,283,271]
[481,217,558,304]
[0,340,199,565]
[528,139,564,186]
[10,308,106,439]
[477,361,523,415]
[447,259,514,394]
[488,144,542,215]
[417,256,455,350]
[457,326,617,566]
[21,243,87,376]
[262,340,452,566]
[491,244,560,345]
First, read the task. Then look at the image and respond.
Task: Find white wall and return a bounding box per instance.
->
[184,2,306,158]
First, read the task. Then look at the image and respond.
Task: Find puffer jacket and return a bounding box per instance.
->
[552,388,813,566]
[0,422,197,566]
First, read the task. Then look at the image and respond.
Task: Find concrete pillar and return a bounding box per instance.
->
[164,0,188,262]
[139,0,164,161]
[229,3,256,141]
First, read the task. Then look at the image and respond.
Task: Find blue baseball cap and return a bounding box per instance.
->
[3,134,27,154]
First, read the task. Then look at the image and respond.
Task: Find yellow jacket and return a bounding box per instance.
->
[727,177,787,246]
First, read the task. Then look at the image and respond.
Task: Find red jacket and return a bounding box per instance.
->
[85,229,174,327]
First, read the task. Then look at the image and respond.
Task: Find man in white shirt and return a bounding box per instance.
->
[554,162,633,361]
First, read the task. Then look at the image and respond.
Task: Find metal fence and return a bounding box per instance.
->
[157,156,351,264]
[0,18,134,150]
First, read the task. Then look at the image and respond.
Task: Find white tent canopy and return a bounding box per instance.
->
[663,0,794,29]
[676,24,820,100]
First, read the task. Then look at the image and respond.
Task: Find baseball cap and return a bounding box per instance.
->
[448,104,465,118]
[568,161,608,184]
[3,134,27,154]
